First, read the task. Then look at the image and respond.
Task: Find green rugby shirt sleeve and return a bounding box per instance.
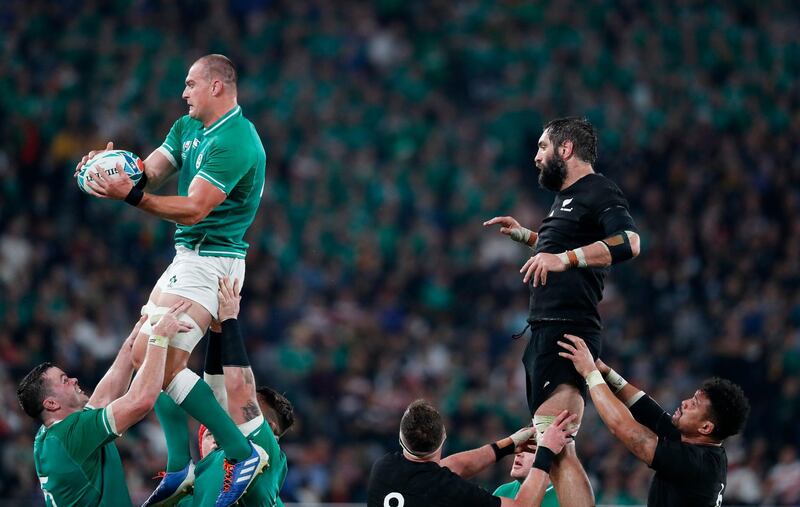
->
[195,143,252,194]
[157,118,184,169]
[62,408,119,462]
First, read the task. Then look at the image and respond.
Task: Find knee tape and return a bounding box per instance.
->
[165,369,200,405]
[139,301,159,336]
[169,312,204,352]
[533,414,581,441]
[148,306,204,352]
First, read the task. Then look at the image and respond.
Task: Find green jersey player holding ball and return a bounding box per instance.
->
[76,54,267,506]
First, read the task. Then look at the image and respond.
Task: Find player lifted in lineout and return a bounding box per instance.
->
[485,117,640,506]
[75,54,267,506]
[148,277,293,507]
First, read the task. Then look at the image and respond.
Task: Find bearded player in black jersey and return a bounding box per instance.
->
[485,117,640,506]
[558,334,750,507]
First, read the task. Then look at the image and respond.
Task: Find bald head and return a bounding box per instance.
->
[195,54,237,92]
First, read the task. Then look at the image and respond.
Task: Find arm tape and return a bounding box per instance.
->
[601,231,634,264]
[221,319,250,367]
[204,330,223,375]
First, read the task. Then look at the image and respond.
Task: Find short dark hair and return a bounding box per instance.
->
[543,117,598,164]
[197,54,237,87]
[400,399,445,455]
[256,386,294,437]
[701,378,750,440]
[17,362,54,420]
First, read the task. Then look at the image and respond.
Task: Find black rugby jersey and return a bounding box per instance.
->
[631,396,728,507]
[367,452,501,507]
[529,173,636,329]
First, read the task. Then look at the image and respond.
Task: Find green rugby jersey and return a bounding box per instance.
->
[181,420,287,507]
[33,407,131,507]
[158,105,266,259]
[493,480,559,506]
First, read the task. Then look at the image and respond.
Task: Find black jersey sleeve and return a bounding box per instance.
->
[630,396,682,440]
[592,179,637,235]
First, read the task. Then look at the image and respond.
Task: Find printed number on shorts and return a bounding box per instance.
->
[714,483,725,507]
[40,476,57,506]
[384,492,405,507]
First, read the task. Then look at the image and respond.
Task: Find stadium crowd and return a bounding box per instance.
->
[1,0,799,504]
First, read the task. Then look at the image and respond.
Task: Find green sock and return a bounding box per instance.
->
[180,379,251,461]
[154,393,192,473]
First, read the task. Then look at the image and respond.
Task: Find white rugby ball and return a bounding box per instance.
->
[77,150,144,194]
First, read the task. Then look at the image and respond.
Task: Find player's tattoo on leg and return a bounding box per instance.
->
[242,400,260,421]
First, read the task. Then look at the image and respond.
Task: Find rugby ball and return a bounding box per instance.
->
[77,150,144,194]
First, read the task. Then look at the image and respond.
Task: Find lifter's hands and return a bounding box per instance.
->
[557,334,597,377]
[217,277,241,322]
[151,301,194,339]
[538,410,578,455]
[594,358,611,376]
[521,252,568,286]
[483,216,538,246]
[507,426,537,454]
[74,141,114,177]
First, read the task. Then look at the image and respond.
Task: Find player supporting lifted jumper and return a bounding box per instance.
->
[17,304,193,507]
[484,117,640,506]
[558,334,750,507]
[145,277,293,507]
[75,54,268,505]
[368,400,576,507]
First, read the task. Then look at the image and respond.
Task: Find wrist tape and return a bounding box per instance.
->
[585,370,606,389]
[532,446,555,473]
[148,334,169,349]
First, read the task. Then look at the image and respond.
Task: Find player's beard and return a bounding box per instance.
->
[538,154,567,192]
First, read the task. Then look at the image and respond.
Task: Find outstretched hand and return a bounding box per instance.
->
[151,301,194,339]
[520,252,568,286]
[557,334,597,377]
[538,410,578,455]
[483,216,538,245]
[217,277,242,322]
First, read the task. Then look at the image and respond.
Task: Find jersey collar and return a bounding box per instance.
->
[203,105,242,136]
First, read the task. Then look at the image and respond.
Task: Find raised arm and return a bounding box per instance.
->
[558,335,658,465]
[107,302,194,434]
[440,427,534,479]
[216,277,261,426]
[595,358,679,438]
[86,315,147,409]
[500,410,577,507]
